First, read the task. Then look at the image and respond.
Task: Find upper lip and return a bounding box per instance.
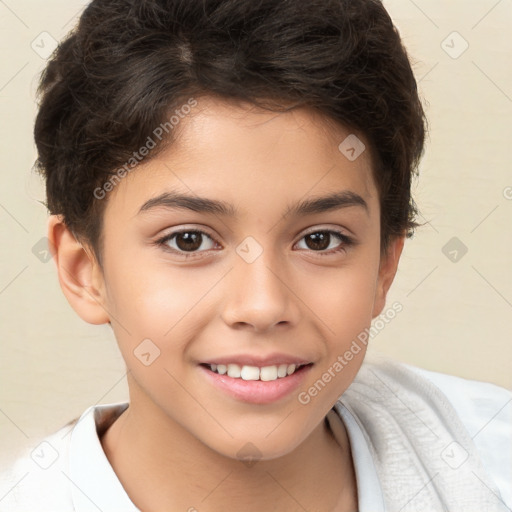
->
[200,353,313,367]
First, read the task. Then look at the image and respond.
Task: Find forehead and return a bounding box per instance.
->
[104,96,378,220]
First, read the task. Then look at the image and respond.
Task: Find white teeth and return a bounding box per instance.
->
[260,366,278,381]
[287,364,296,376]
[240,366,260,381]
[227,364,241,378]
[277,364,288,378]
[208,363,306,381]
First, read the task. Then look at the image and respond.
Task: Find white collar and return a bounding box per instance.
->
[66,400,380,511]
[329,400,386,512]
[68,401,139,512]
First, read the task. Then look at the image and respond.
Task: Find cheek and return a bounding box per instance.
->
[102,253,212,410]
[296,254,379,400]
[303,255,379,338]
[102,245,224,369]
[104,240,202,327]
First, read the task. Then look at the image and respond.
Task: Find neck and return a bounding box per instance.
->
[101,389,357,511]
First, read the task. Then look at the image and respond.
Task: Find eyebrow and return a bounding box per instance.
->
[138,190,369,217]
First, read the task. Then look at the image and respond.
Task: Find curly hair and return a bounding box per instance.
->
[34,0,427,265]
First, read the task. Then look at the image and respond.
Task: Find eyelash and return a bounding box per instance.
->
[155,228,356,259]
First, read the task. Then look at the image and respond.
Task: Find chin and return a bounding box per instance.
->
[203,428,309,465]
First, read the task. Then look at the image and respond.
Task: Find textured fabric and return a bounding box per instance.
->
[406,362,512,508]
[333,351,512,512]
[0,402,139,512]
[1,354,510,511]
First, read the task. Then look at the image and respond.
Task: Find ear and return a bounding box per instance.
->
[371,235,405,318]
[47,215,110,325]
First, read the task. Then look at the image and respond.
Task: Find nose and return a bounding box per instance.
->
[220,249,300,333]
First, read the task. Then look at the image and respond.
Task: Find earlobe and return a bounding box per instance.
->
[47,215,110,325]
[372,235,405,319]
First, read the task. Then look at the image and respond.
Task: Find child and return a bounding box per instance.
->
[1,0,510,510]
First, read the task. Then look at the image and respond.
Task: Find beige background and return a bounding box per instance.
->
[1,0,511,466]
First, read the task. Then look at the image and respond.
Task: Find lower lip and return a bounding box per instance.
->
[199,364,313,405]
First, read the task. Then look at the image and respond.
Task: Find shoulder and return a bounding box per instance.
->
[0,422,76,511]
[402,361,512,507]
[0,401,132,512]
[402,361,512,434]
[351,351,512,508]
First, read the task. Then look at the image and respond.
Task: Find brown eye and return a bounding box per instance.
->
[158,229,217,256]
[303,232,331,251]
[296,230,355,255]
[174,232,203,252]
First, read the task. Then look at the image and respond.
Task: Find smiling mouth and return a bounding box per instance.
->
[200,362,313,381]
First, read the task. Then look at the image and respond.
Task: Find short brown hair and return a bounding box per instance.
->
[34,0,427,265]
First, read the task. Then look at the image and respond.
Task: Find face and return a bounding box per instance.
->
[61,96,402,461]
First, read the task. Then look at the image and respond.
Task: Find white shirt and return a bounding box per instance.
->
[1,358,510,511]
